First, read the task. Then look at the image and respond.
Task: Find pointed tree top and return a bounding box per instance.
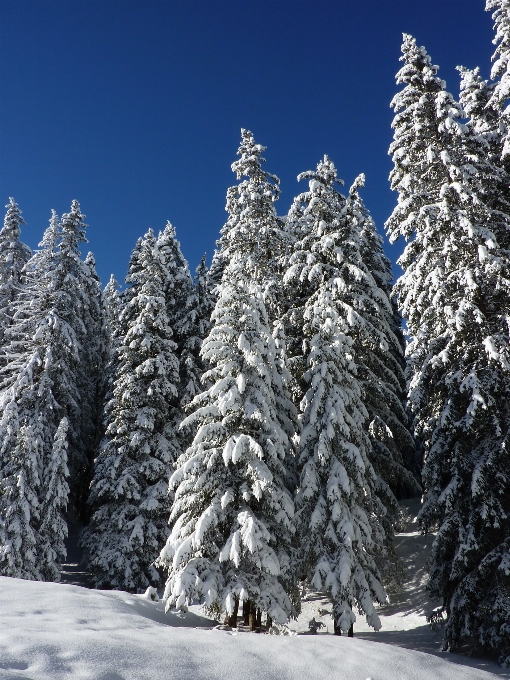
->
[38,209,60,251]
[297,154,344,188]
[396,34,443,90]
[349,173,366,196]
[60,200,87,248]
[231,129,280,200]
[106,273,119,288]
[2,198,26,239]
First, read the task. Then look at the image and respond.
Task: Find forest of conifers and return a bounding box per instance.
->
[2,0,510,666]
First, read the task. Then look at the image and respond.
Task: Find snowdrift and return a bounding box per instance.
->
[0,576,504,680]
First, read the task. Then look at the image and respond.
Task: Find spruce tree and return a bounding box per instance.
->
[0,212,72,580]
[82,229,180,591]
[44,201,102,524]
[158,277,296,624]
[158,131,298,624]
[39,418,70,581]
[352,175,419,498]
[388,34,510,662]
[487,0,510,160]
[0,198,31,348]
[0,422,43,580]
[178,254,215,410]
[283,156,390,631]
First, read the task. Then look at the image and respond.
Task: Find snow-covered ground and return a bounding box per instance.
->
[0,498,507,680]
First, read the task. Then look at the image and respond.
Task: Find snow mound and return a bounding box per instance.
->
[0,576,504,680]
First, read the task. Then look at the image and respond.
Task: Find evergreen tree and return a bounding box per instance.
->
[0,212,74,580]
[178,254,215,410]
[352,175,419,498]
[487,0,510,159]
[283,156,390,631]
[0,422,42,580]
[82,229,180,591]
[100,274,122,410]
[76,252,103,521]
[158,131,298,624]
[388,34,510,662]
[49,201,101,523]
[0,198,31,347]
[158,278,296,624]
[39,418,70,582]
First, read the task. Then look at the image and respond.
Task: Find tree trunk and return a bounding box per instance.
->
[256,608,262,633]
[266,614,273,630]
[243,600,251,626]
[334,620,342,636]
[348,623,354,638]
[249,601,257,631]
[224,596,239,627]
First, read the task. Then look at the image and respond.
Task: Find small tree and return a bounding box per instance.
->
[39,418,70,582]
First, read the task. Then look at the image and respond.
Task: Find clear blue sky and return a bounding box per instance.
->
[0,1,495,286]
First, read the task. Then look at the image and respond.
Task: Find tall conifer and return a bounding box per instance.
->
[388,34,510,661]
[82,230,180,591]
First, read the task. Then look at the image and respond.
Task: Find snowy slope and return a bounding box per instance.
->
[291,498,509,677]
[0,574,504,680]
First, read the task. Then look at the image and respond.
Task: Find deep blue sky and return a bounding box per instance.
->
[0,1,495,286]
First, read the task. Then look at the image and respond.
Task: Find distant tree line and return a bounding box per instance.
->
[1,0,510,666]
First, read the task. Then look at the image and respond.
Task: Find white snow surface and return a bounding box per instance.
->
[0,499,507,680]
[0,575,501,680]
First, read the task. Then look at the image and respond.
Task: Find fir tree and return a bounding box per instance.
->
[82,229,180,591]
[352,175,419,498]
[158,278,296,624]
[178,254,215,410]
[388,34,510,662]
[0,198,31,348]
[39,418,70,582]
[55,202,90,519]
[158,131,298,625]
[0,212,74,580]
[0,422,42,580]
[487,0,510,160]
[283,156,390,631]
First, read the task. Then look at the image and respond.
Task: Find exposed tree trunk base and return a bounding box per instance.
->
[243,600,251,627]
[224,596,239,628]
[256,608,262,633]
[249,601,257,631]
[334,621,342,636]
[348,623,353,638]
[266,614,272,630]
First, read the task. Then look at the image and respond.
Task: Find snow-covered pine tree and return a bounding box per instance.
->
[158,277,296,625]
[487,0,510,160]
[100,274,122,413]
[0,211,74,580]
[387,34,510,662]
[282,156,390,632]
[82,229,180,591]
[214,129,289,320]
[457,65,510,226]
[76,252,103,521]
[178,254,215,410]
[0,198,31,349]
[351,175,420,499]
[158,131,298,626]
[224,130,298,448]
[0,422,43,580]
[39,417,70,581]
[51,201,102,524]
